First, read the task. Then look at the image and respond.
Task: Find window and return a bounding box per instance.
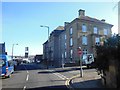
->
[83,49,87,54]
[65,34,67,40]
[104,29,108,35]
[95,37,100,45]
[70,27,73,35]
[82,36,87,45]
[0,59,5,67]
[65,43,67,49]
[82,24,87,32]
[70,38,73,46]
[65,52,67,58]
[70,49,73,58]
[94,27,98,34]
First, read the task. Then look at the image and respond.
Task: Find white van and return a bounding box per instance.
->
[82,54,94,68]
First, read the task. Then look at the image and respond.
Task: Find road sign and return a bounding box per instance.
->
[78,48,82,55]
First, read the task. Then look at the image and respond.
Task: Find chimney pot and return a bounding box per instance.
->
[101,19,105,22]
[78,9,85,17]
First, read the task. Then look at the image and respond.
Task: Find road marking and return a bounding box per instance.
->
[27,71,29,74]
[23,86,26,90]
[23,65,29,81]
[26,74,29,81]
[65,79,72,89]
[53,72,68,80]
[65,74,80,90]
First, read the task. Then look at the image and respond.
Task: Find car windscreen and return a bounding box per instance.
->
[8,60,14,67]
[0,59,6,67]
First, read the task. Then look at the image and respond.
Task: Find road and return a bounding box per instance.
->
[2,63,76,90]
[1,63,99,90]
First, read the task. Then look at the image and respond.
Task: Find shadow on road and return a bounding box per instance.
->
[71,78,104,89]
[38,67,94,74]
[15,63,47,71]
[2,85,69,90]
[26,85,69,90]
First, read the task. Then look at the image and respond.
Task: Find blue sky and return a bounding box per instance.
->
[2,2,118,56]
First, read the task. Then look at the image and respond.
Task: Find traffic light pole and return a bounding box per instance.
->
[78,47,83,77]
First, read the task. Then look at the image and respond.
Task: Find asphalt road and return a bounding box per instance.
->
[1,63,99,90]
[2,63,71,90]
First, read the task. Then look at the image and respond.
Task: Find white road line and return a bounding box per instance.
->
[23,65,29,81]
[57,73,68,79]
[26,74,29,81]
[23,86,26,90]
[27,71,29,74]
[53,73,65,80]
[53,72,68,80]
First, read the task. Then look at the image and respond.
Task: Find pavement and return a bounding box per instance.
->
[70,69,105,89]
[38,63,105,89]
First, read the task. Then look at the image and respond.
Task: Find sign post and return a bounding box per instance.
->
[78,47,83,77]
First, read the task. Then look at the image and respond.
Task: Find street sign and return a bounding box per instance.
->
[78,48,82,55]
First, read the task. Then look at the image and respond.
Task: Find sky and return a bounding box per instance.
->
[1,1,119,56]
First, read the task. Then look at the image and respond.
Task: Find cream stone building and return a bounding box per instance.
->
[64,9,113,65]
[43,9,113,67]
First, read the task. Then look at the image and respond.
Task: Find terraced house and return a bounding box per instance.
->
[43,9,113,67]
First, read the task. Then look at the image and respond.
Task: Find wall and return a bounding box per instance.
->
[102,60,119,88]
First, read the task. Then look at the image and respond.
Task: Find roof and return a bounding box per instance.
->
[43,40,48,45]
[77,16,113,26]
[55,26,64,30]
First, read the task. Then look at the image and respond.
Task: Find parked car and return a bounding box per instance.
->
[0,55,14,78]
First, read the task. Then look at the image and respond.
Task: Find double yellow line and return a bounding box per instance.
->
[65,74,80,90]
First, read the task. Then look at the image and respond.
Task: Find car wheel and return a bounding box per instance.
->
[5,74,11,78]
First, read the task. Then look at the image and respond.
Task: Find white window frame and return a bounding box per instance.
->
[70,27,73,35]
[82,24,87,32]
[104,29,108,35]
[94,27,98,34]
[83,49,87,54]
[65,34,67,40]
[65,43,67,49]
[95,37,100,45]
[65,51,67,59]
[70,38,73,46]
[82,36,87,45]
[70,49,73,58]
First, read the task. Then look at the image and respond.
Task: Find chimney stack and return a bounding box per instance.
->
[78,9,85,17]
[101,19,105,22]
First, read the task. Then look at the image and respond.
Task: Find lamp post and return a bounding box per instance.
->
[40,25,49,69]
[12,44,18,60]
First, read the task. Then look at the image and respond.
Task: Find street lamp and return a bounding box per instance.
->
[12,44,18,60]
[40,25,49,69]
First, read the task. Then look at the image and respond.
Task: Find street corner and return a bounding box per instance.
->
[65,74,80,89]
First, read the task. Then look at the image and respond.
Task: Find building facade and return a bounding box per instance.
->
[65,9,113,65]
[43,26,64,67]
[43,9,113,67]
[58,29,66,67]
[43,40,48,64]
